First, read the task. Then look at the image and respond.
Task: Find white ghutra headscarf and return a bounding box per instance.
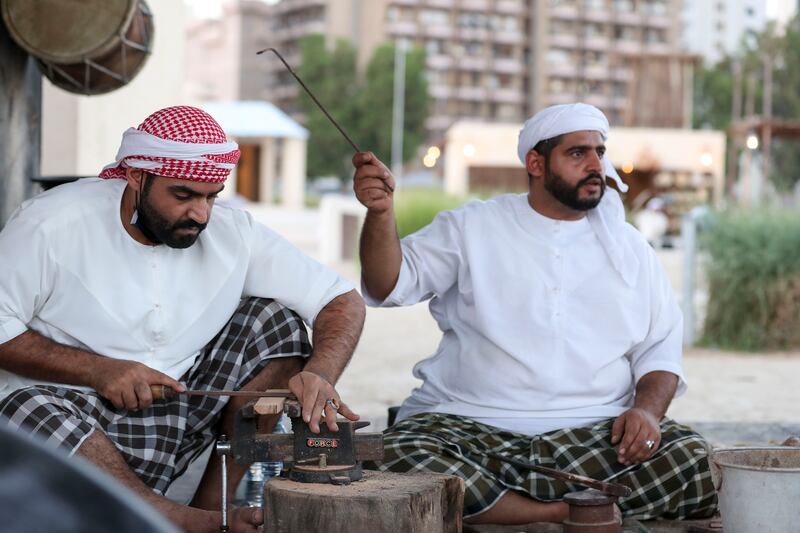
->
[517,103,639,287]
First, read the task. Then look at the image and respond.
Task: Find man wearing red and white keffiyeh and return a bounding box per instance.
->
[0,106,366,533]
[99,105,243,249]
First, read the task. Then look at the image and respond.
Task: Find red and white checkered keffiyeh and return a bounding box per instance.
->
[100,106,240,183]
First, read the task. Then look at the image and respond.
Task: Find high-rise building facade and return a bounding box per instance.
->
[682,0,767,66]
[187,0,691,141]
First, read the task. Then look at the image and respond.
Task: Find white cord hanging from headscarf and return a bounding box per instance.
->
[517,103,639,287]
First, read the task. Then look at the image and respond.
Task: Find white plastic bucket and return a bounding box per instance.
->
[711,447,800,533]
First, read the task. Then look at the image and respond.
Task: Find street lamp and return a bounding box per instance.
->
[746,133,759,150]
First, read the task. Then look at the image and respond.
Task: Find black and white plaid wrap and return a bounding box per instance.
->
[0,297,310,494]
[369,413,717,519]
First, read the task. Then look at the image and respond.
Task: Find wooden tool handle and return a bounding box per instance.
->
[150,384,175,401]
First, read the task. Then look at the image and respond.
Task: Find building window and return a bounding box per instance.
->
[550,19,574,36]
[641,0,667,16]
[613,24,636,41]
[612,0,634,12]
[419,9,449,26]
[492,44,514,59]
[644,28,666,44]
[426,39,446,55]
[546,48,572,65]
[457,11,487,29]
[465,41,483,56]
[584,22,605,38]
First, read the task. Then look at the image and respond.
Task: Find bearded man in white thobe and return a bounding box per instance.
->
[352,103,717,525]
[0,106,364,533]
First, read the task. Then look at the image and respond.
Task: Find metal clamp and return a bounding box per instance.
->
[216,435,232,532]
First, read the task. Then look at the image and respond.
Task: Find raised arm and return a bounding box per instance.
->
[353,152,401,300]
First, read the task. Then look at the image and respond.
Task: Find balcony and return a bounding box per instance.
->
[495,0,526,16]
[612,11,643,25]
[272,20,326,40]
[458,56,488,71]
[583,11,611,24]
[271,0,326,14]
[549,5,579,20]
[386,20,418,37]
[427,55,454,69]
[583,94,611,108]
[491,58,525,74]
[583,65,611,80]
[643,42,672,55]
[492,30,525,45]
[490,88,524,104]
[426,0,454,8]
[583,36,610,51]
[546,62,580,78]
[456,86,486,100]
[644,15,672,29]
[547,92,577,105]
[549,33,579,48]
[614,40,643,55]
[461,0,490,10]
[423,25,454,39]
[457,27,489,41]
[429,84,453,99]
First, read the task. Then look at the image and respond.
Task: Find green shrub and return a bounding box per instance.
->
[394,188,467,238]
[701,209,800,350]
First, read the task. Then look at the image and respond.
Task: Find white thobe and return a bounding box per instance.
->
[363,193,685,436]
[0,178,353,400]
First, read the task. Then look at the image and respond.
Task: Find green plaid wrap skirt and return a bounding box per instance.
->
[367,413,717,519]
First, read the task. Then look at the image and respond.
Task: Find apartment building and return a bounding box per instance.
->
[187,0,691,141]
[682,0,766,66]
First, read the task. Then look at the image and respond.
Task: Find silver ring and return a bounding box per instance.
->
[325,398,339,411]
[645,439,655,449]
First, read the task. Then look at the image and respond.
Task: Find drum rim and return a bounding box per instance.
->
[0,0,138,64]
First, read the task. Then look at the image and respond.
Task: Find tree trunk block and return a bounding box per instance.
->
[263,470,464,533]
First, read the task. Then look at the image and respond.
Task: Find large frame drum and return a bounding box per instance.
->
[1,0,153,95]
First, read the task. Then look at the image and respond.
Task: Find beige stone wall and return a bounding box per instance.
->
[41,1,187,177]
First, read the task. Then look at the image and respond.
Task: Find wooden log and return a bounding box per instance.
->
[263,470,464,533]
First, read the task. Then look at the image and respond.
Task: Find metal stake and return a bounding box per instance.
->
[216,435,232,532]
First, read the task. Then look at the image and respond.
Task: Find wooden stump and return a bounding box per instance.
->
[263,470,464,533]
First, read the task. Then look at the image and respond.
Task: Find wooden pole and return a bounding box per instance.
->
[739,71,757,206]
[0,20,41,229]
[726,61,743,199]
[762,53,773,184]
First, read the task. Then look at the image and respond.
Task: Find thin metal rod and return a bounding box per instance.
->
[257,47,360,152]
[486,452,632,498]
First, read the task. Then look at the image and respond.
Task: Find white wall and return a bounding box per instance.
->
[41,1,187,177]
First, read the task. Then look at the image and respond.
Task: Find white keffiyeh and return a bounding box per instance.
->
[517,103,639,287]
